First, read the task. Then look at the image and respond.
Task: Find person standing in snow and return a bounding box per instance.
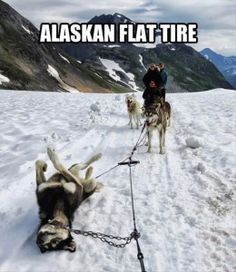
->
[158,63,168,101]
[142,63,164,106]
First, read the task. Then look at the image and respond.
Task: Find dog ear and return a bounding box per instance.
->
[36,160,48,172]
[160,97,165,106]
[155,104,161,113]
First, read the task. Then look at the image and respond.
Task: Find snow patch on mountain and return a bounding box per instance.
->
[47,65,79,93]
[134,36,160,49]
[0,73,10,84]
[107,45,120,48]
[21,25,31,35]
[139,54,147,71]
[99,58,139,91]
[59,53,70,63]
[134,42,157,49]
[47,65,60,79]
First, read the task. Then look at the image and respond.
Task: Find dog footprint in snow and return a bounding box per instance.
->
[64,154,72,160]
[173,205,186,216]
[167,191,177,199]
[184,216,197,227]
[51,132,59,140]
[43,134,58,150]
[209,235,222,246]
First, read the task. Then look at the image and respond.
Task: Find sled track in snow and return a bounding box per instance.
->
[0,90,235,272]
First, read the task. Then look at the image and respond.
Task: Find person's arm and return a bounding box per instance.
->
[143,72,150,88]
[162,71,168,86]
[155,72,164,88]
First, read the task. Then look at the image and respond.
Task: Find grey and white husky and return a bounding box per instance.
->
[35,148,102,253]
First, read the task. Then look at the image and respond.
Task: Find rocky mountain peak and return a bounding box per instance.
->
[89,13,133,24]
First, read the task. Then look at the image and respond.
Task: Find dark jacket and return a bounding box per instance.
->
[143,68,163,88]
[143,87,165,106]
[143,68,164,101]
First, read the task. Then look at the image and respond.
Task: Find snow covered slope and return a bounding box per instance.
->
[0,89,235,272]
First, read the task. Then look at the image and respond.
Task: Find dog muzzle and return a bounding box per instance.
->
[37,222,70,252]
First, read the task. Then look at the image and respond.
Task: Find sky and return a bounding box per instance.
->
[4,0,236,56]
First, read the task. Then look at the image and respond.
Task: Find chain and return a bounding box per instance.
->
[68,122,147,271]
[70,229,134,248]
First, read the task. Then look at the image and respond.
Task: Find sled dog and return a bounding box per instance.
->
[125,94,142,129]
[144,98,171,154]
[35,148,102,253]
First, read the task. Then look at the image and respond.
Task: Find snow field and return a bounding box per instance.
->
[0,89,235,272]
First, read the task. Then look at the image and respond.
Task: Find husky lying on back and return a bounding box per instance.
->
[125,94,142,129]
[35,148,102,253]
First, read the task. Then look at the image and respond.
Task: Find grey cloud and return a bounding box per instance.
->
[4,0,236,55]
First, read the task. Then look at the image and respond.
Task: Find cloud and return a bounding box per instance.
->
[192,29,236,56]
[4,0,236,55]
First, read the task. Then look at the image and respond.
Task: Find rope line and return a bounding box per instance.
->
[126,124,147,272]
[95,164,119,179]
[69,122,148,272]
[95,122,147,180]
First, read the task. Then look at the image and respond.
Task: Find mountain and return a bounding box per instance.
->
[0,2,232,93]
[59,13,232,92]
[89,12,133,24]
[0,1,128,92]
[200,48,236,89]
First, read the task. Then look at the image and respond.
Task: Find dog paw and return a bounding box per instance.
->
[94,153,102,161]
[160,149,165,154]
[47,148,63,171]
[36,160,47,172]
[47,147,57,162]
